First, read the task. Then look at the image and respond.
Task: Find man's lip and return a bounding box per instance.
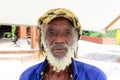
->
[52,49,66,54]
[52,47,66,52]
[53,48,65,51]
[52,46,66,49]
[51,46,67,58]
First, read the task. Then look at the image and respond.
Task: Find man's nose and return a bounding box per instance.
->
[54,35,65,44]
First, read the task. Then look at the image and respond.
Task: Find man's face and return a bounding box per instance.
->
[43,17,78,58]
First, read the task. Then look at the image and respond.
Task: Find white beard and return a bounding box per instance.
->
[45,44,76,72]
[41,30,78,72]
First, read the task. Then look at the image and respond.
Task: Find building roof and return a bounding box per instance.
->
[104,15,120,31]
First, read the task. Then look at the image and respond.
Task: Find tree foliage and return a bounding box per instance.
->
[82,30,116,38]
[82,30,102,37]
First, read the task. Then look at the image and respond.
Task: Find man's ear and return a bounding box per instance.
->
[79,34,82,40]
[38,30,45,56]
[74,47,78,58]
[76,34,80,40]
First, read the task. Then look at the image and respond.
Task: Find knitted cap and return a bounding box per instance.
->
[37,8,82,36]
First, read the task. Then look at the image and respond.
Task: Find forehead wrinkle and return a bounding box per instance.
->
[48,17,73,27]
[49,20,72,27]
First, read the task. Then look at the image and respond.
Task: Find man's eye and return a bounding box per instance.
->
[64,31,72,36]
[47,31,56,36]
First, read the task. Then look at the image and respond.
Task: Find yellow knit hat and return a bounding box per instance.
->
[37,8,82,37]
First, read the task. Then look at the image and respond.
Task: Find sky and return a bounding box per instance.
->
[0,0,120,31]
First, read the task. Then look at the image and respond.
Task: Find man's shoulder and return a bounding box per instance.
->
[74,59,103,73]
[74,59,99,69]
[73,59,107,80]
[19,60,45,80]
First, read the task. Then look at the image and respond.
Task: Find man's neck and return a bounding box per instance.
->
[42,64,72,80]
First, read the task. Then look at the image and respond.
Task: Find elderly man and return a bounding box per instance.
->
[20,8,107,80]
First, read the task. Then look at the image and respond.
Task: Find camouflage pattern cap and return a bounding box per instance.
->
[37,8,82,36]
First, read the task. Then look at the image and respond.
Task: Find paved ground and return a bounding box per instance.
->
[0,38,31,50]
[0,38,40,61]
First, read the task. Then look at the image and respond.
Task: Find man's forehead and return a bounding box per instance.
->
[48,17,73,26]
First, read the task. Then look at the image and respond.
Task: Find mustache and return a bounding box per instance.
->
[50,42,68,49]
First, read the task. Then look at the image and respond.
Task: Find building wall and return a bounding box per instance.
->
[102,38,115,44]
[115,29,120,45]
[81,36,102,44]
[81,35,115,44]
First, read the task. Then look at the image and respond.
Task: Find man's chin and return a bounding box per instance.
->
[51,49,67,58]
[47,52,72,72]
[52,52,66,58]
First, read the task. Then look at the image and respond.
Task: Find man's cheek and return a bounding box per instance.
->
[45,40,52,49]
[68,39,74,45]
[45,37,52,45]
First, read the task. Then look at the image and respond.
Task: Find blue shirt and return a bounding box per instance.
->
[19,58,107,80]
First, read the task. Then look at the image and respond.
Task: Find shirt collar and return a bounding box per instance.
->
[71,58,78,77]
[36,58,78,79]
[36,59,48,79]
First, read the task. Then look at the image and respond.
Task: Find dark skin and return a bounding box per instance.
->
[43,17,78,58]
